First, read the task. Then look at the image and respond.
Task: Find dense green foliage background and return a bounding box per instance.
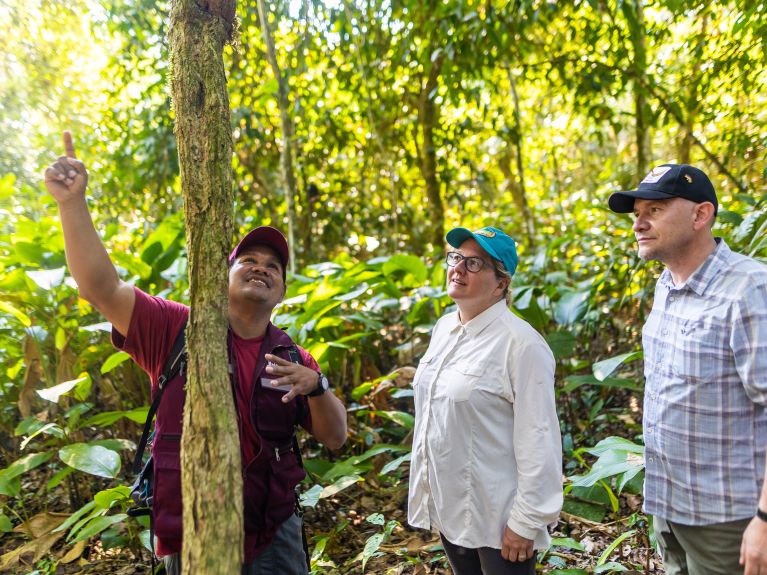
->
[1,0,766,573]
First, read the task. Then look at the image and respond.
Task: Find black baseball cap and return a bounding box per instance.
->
[608,164,718,214]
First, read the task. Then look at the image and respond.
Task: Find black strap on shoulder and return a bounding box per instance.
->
[131,320,188,474]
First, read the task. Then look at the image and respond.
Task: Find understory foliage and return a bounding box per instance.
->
[1,0,767,573]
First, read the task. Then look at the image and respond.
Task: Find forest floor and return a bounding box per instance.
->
[1,494,664,574]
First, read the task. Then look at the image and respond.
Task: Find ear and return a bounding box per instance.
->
[496,276,510,295]
[692,202,716,231]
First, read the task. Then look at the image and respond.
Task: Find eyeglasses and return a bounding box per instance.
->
[445,251,488,273]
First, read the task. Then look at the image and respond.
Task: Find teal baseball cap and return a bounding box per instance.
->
[446,226,518,276]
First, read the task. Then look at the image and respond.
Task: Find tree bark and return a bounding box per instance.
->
[631,0,652,178]
[168,1,243,574]
[418,52,445,250]
[256,0,298,273]
[505,68,535,244]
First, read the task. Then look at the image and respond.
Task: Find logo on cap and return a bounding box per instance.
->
[475,229,496,238]
[641,166,672,184]
[684,174,692,183]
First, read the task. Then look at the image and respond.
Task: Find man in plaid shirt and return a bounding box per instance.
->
[609,164,767,575]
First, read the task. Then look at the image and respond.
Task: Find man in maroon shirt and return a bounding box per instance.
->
[44,132,347,574]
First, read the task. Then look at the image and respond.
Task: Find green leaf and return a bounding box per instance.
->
[37,373,91,403]
[71,514,128,543]
[94,486,132,509]
[139,529,152,552]
[0,513,12,532]
[0,301,31,327]
[47,466,75,491]
[368,410,414,429]
[55,326,67,351]
[379,452,411,476]
[298,484,323,508]
[596,530,636,566]
[53,500,97,534]
[0,451,54,482]
[545,330,577,360]
[553,290,590,325]
[361,533,384,570]
[100,351,131,374]
[366,513,385,526]
[320,475,363,499]
[82,406,150,427]
[592,351,643,381]
[20,422,64,450]
[59,443,121,478]
[550,537,586,552]
[382,255,428,284]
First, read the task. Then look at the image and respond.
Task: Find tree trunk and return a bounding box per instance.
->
[168,1,243,574]
[418,53,445,251]
[256,0,298,274]
[678,12,707,164]
[632,0,652,178]
[505,69,535,244]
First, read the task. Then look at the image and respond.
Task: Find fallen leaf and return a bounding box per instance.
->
[60,539,87,564]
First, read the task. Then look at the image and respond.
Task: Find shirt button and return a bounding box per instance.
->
[647,427,652,433]
[661,329,669,336]
[651,393,657,399]
[668,296,675,303]
[649,457,654,463]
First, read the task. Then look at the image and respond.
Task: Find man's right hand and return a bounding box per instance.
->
[44,131,88,204]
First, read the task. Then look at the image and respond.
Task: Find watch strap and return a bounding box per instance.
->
[307,372,327,397]
[757,508,767,523]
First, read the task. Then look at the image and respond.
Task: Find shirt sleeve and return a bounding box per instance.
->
[111,287,189,388]
[730,278,767,406]
[506,340,563,542]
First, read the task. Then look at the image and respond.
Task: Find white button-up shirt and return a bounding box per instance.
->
[408,299,563,549]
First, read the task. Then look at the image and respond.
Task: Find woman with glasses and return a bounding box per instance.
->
[408,226,562,575]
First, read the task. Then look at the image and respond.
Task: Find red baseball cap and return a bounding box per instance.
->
[229,226,289,277]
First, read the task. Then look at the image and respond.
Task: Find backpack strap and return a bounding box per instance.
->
[131,320,188,474]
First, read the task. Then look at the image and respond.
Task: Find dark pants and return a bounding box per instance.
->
[163,512,308,575]
[654,515,750,575]
[440,533,536,575]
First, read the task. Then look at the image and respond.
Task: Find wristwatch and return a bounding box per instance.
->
[307,372,329,397]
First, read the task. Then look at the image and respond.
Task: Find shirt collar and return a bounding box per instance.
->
[449,299,507,336]
[659,238,729,295]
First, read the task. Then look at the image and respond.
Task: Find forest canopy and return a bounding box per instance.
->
[1,0,766,573]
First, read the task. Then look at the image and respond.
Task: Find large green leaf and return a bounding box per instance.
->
[37,373,91,403]
[592,351,643,381]
[100,351,131,374]
[0,451,54,496]
[58,444,121,478]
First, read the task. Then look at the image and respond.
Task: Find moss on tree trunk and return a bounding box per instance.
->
[168,1,242,573]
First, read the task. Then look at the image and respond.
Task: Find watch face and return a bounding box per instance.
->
[320,374,329,390]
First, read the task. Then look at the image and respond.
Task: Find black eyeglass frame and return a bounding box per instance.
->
[445,251,490,273]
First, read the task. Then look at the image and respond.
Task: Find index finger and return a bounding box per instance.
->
[265,353,291,366]
[63,131,76,159]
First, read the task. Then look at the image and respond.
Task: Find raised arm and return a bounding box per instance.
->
[44,131,135,335]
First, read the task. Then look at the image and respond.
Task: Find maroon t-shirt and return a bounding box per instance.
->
[113,287,316,560]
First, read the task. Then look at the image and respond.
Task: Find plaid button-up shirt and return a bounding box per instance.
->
[643,239,767,524]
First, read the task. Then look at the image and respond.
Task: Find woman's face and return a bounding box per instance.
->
[446,239,507,315]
